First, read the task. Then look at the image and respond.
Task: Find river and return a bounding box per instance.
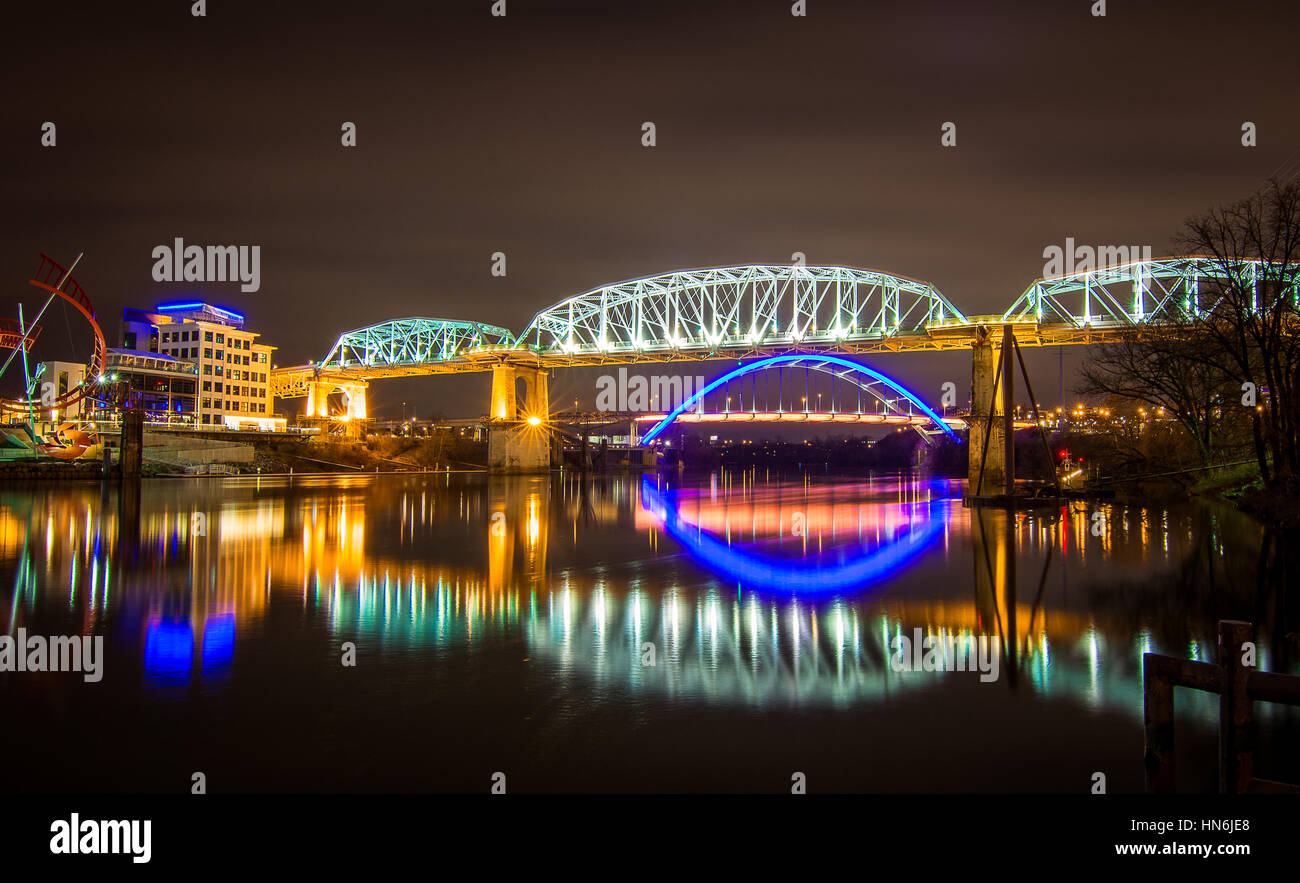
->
[1,471,1295,793]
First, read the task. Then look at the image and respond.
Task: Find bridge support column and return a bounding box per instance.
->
[969,327,1013,495]
[340,383,367,420]
[490,364,549,422]
[488,364,551,472]
[490,365,517,421]
[306,382,331,419]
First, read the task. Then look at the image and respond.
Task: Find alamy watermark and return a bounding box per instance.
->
[50,814,150,864]
[595,367,705,412]
[1043,237,1151,277]
[889,628,1000,683]
[0,629,104,682]
[151,237,261,292]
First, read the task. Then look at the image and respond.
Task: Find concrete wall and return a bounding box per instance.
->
[142,431,254,465]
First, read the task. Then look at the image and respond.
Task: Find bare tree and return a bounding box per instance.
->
[1177,178,1300,488]
[1078,323,1238,467]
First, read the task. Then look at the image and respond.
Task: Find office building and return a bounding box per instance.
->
[122,303,283,430]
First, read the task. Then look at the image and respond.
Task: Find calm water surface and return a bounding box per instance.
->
[2,470,1296,793]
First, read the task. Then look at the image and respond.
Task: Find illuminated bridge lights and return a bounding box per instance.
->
[637,353,959,445]
[517,264,966,355]
[1001,256,1300,328]
[270,257,1300,406]
[319,318,516,370]
[633,411,962,427]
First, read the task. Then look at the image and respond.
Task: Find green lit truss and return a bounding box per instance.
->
[319,318,515,369]
[1001,256,1300,328]
[515,265,967,356]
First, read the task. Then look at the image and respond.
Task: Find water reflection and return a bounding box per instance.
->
[2,475,1289,733]
[3,472,1294,732]
[639,475,952,595]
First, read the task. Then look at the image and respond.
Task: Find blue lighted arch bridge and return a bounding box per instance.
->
[271,256,1299,435]
[636,353,961,445]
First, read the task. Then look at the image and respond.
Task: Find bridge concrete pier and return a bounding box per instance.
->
[306,380,368,421]
[488,426,552,472]
[488,364,552,472]
[489,364,549,421]
[968,325,1014,495]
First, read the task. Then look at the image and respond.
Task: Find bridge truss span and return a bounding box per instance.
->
[1001,256,1300,329]
[517,265,968,359]
[320,318,516,370]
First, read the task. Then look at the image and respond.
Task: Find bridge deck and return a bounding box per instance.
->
[272,319,1135,397]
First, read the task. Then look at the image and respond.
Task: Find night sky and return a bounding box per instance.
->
[4,0,1298,419]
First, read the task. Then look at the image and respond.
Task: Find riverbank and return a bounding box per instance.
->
[1095,460,1300,529]
[0,458,106,481]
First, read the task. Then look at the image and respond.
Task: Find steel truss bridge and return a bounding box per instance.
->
[272,256,1299,414]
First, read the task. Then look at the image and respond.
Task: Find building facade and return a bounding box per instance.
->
[95,349,198,426]
[122,303,282,430]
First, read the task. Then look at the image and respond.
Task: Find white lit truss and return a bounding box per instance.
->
[320,318,515,368]
[516,265,967,356]
[1001,256,1300,328]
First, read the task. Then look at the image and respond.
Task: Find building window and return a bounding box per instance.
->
[204,331,213,342]
[203,364,212,375]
